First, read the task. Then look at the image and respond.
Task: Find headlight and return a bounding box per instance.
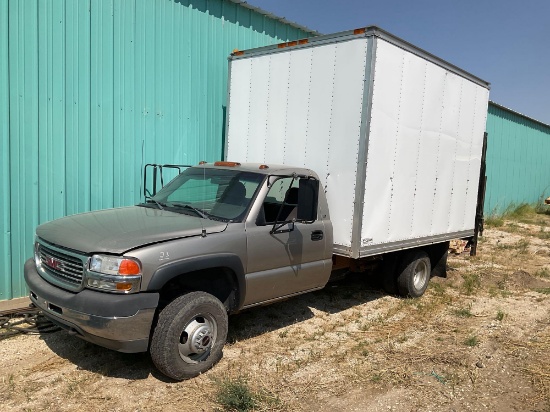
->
[86,255,142,293]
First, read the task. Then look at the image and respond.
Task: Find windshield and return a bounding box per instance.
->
[141,167,265,222]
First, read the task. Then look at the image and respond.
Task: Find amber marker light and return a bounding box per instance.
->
[214,161,241,167]
[119,259,141,275]
[298,39,309,45]
[259,164,269,169]
[116,282,133,291]
[354,28,366,35]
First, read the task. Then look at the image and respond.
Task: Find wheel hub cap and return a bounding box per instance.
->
[178,315,217,363]
[190,325,212,353]
[413,261,428,290]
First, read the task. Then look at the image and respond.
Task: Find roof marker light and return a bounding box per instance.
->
[198,160,207,165]
[232,49,244,56]
[214,161,241,167]
[259,164,269,170]
[354,28,366,35]
[298,39,309,45]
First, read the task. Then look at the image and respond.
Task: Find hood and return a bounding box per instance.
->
[36,206,228,254]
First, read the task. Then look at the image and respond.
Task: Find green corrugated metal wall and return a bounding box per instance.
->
[485,103,550,215]
[0,0,311,300]
[3,2,549,302]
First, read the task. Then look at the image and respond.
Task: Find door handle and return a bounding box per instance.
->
[311,230,324,241]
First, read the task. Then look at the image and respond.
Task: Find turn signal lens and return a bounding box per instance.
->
[116,282,133,291]
[119,259,141,275]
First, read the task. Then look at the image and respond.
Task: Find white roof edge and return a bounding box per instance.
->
[227,0,322,36]
[489,101,550,130]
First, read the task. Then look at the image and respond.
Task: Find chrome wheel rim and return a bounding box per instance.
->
[413,260,429,291]
[178,313,217,364]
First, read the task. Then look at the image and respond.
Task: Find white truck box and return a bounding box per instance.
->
[225,26,490,259]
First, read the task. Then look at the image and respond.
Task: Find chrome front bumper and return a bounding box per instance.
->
[24,259,159,353]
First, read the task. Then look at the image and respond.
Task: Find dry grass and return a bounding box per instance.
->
[0,211,549,411]
[522,335,550,406]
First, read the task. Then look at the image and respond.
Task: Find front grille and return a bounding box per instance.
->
[37,243,85,290]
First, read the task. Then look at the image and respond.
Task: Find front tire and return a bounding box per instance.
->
[396,251,431,298]
[150,291,228,380]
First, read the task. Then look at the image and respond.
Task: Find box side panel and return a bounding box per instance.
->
[361,39,488,249]
[227,38,368,249]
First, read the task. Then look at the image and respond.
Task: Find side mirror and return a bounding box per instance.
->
[256,205,267,226]
[297,178,319,222]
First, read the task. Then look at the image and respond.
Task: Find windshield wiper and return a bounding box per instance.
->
[169,203,209,219]
[143,188,167,210]
[145,198,167,210]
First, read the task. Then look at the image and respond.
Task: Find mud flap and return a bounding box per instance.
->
[430,241,449,278]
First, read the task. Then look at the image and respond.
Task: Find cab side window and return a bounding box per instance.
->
[262,177,298,224]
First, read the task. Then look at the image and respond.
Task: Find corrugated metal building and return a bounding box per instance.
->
[485,102,550,215]
[2,2,549,302]
[0,0,316,301]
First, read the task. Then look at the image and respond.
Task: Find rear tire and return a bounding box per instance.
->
[396,251,431,298]
[150,291,228,381]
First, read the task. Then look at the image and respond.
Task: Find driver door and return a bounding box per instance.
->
[243,176,330,306]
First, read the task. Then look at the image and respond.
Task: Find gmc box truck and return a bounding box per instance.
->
[25,26,490,380]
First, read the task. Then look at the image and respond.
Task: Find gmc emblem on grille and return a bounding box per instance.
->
[46,257,62,270]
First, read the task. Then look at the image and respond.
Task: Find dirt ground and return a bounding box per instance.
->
[1,209,549,412]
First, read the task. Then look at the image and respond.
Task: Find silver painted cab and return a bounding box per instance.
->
[24,162,333,377]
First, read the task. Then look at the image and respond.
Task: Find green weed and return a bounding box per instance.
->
[488,201,550,226]
[515,239,530,254]
[485,215,504,227]
[534,268,550,278]
[354,341,370,357]
[508,203,535,219]
[453,306,473,318]
[429,282,446,295]
[371,373,382,382]
[534,202,550,216]
[215,377,257,412]
[495,310,505,321]
[464,336,479,347]
[535,229,550,240]
[461,273,481,295]
[505,222,520,233]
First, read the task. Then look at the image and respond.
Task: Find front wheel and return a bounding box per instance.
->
[150,291,228,380]
[396,250,431,298]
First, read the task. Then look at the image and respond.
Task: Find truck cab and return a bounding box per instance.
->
[25,162,333,380]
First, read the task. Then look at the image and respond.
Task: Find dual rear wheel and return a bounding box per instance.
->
[384,250,432,298]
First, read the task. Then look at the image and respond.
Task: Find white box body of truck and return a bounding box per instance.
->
[226,26,490,259]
